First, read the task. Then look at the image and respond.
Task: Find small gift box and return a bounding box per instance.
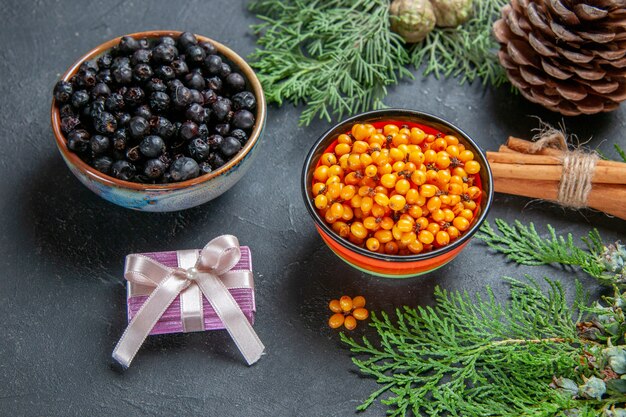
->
[112,235,264,368]
[126,247,255,335]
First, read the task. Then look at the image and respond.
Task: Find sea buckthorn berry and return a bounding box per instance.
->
[418,230,434,245]
[410,127,426,144]
[332,221,350,237]
[390,147,405,161]
[401,231,417,245]
[353,308,369,321]
[460,209,474,220]
[379,163,393,175]
[396,218,414,233]
[433,137,448,151]
[426,134,436,143]
[458,149,474,162]
[424,149,437,163]
[326,183,343,200]
[371,204,386,218]
[335,143,351,156]
[443,208,455,222]
[314,165,329,182]
[436,169,451,185]
[448,183,463,195]
[453,216,470,231]
[389,195,407,211]
[440,194,452,205]
[408,204,423,219]
[324,210,338,224]
[449,194,461,205]
[375,229,393,243]
[452,167,467,178]
[350,194,362,208]
[447,225,460,239]
[369,133,385,146]
[374,193,390,207]
[420,184,438,198]
[431,208,445,223]
[380,217,394,230]
[408,239,424,253]
[467,186,481,200]
[363,216,379,230]
[361,177,377,188]
[328,164,343,177]
[360,153,373,166]
[374,185,388,195]
[409,151,425,164]
[392,161,406,172]
[392,133,409,147]
[312,182,326,196]
[436,153,451,169]
[339,154,350,170]
[366,237,380,251]
[350,222,368,239]
[392,225,403,241]
[329,313,345,329]
[348,234,364,245]
[425,170,438,183]
[340,185,356,201]
[446,145,460,158]
[380,173,397,188]
[329,299,342,313]
[326,175,341,185]
[385,241,399,254]
[337,133,352,144]
[365,164,378,178]
[330,202,344,218]
[321,153,337,166]
[436,231,450,246]
[361,196,373,213]
[383,124,399,136]
[395,179,411,195]
[411,170,427,186]
[416,217,429,230]
[314,194,328,209]
[352,296,366,308]
[341,205,354,221]
[464,160,480,175]
[406,188,420,204]
[352,140,368,154]
[444,135,459,145]
[426,221,441,234]
[464,200,477,211]
[344,315,357,330]
[339,295,353,312]
[426,196,442,211]
[348,154,362,170]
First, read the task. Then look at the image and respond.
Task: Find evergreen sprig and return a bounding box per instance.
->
[341,278,587,416]
[477,219,606,281]
[248,0,508,125]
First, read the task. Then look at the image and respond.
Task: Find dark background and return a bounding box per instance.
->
[1,1,625,416]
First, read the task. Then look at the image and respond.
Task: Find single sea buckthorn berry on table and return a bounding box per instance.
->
[339,295,353,312]
[329,313,345,329]
[352,308,369,321]
[352,296,366,308]
[344,315,357,330]
[329,299,342,313]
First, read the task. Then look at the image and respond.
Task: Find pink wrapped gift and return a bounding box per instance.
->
[126,246,255,335]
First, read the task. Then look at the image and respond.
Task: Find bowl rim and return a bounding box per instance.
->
[50,30,266,191]
[301,108,494,263]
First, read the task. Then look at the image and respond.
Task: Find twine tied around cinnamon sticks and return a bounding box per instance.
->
[527,127,598,209]
[486,123,626,221]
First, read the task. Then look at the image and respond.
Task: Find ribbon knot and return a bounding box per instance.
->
[112,235,265,368]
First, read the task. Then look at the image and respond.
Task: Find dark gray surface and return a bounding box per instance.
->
[1,1,625,416]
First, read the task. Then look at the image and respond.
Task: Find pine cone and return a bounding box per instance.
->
[493,0,626,115]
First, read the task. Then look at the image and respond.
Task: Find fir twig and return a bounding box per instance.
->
[248,0,509,125]
[615,144,626,163]
[341,277,587,416]
[410,0,509,86]
[477,219,606,281]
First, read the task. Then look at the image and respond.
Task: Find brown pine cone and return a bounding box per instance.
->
[493,0,626,115]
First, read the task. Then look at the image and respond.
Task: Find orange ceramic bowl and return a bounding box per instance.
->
[301,109,493,278]
[51,30,266,211]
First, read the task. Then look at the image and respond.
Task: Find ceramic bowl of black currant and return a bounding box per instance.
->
[51,30,266,211]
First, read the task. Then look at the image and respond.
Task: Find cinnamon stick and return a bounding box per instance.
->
[488,161,626,185]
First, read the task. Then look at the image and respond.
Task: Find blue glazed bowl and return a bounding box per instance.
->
[51,31,266,212]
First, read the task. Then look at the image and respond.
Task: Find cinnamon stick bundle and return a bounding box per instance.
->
[486,137,626,221]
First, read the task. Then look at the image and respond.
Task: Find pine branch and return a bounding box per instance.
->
[341,277,587,416]
[248,0,509,125]
[615,144,626,163]
[477,219,606,281]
